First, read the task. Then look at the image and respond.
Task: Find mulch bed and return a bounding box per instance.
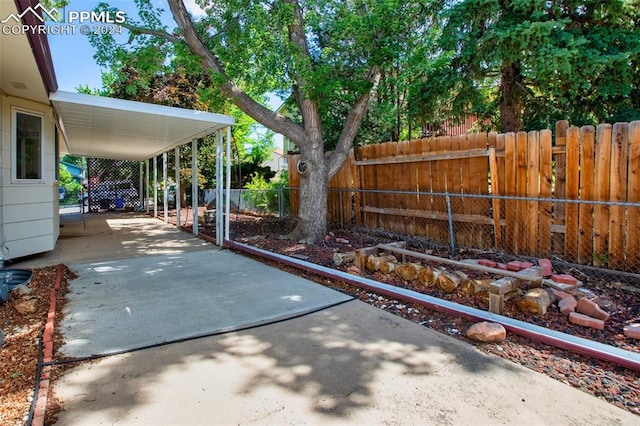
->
[0,265,73,426]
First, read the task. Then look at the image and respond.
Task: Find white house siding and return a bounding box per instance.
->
[0,95,59,260]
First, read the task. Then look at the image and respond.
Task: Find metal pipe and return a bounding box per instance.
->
[224,240,640,372]
[445,192,455,255]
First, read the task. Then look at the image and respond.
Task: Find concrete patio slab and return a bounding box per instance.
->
[53,300,637,425]
[59,250,353,359]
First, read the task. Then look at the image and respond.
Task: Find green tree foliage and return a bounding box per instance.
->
[414,0,640,132]
[88,0,433,243]
[59,166,82,203]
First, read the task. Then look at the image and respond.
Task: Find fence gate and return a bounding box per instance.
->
[86,158,141,212]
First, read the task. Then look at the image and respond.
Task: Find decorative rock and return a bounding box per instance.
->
[466,321,507,343]
[507,261,522,271]
[15,297,38,315]
[623,324,640,339]
[550,289,571,301]
[335,238,350,244]
[346,265,361,275]
[558,296,577,315]
[478,259,497,268]
[551,274,578,285]
[538,258,553,277]
[576,298,610,321]
[568,312,605,330]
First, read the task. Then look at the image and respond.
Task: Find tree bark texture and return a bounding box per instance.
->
[499,61,523,133]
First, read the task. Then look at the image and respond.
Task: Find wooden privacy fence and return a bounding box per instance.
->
[287,120,640,272]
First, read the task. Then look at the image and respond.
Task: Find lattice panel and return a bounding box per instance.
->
[87,158,140,212]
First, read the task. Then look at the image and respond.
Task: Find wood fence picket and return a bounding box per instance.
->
[287,120,640,272]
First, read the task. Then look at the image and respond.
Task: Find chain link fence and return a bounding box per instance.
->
[86,158,141,212]
[225,187,640,285]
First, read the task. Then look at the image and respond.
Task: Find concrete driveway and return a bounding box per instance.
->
[12,212,637,425]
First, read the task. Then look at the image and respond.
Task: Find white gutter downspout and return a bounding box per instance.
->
[191,139,199,236]
[175,146,181,228]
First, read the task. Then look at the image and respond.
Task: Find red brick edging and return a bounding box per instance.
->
[32,263,63,426]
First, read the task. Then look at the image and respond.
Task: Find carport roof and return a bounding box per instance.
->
[51,90,234,162]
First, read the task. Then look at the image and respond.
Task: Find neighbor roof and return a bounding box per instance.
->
[51,91,234,162]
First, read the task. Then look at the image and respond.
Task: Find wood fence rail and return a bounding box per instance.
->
[287,120,640,273]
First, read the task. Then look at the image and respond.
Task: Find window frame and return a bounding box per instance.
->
[12,107,45,183]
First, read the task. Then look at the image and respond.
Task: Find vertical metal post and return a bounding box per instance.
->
[192,139,199,236]
[138,162,143,211]
[163,151,168,223]
[145,159,150,214]
[225,126,231,242]
[445,192,455,255]
[216,130,223,245]
[175,146,181,229]
[153,156,158,218]
[278,184,284,220]
[339,189,344,228]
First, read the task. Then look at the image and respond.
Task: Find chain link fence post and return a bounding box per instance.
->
[445,192,455,255]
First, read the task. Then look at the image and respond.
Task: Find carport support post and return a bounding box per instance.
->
[225,126,231,241]
[192,139,199,236]
[175,146,181,228]
[163,151,169,223]
[145,159,150,213]
[138,161,144,211]
[216,130,223,245]
[153,156,158,218]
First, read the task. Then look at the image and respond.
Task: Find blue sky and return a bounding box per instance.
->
[47,0,283,148]
[49,0,205,92]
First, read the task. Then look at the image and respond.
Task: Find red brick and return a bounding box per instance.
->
[558,296,577,315]
[496,263,508,270]
[576,298,610,321]
[623,323,640,339]
[569,312,605,330]
[551,274,578,285]
[550,289,571,301]
[478,259,497,268]
[519,261,534,270]
[507,261,522,271]
[347,265,361,275]
[538,258,553,277]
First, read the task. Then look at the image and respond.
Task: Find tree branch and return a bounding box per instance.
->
[327,66,381,178]
[165,0,307,145]
[121,22,182,44]
[283,0,322,146]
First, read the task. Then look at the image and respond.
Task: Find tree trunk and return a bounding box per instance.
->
[287,145,329,244]
[499,61,523,133]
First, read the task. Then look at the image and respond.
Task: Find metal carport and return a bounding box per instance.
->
[50,90,234,243]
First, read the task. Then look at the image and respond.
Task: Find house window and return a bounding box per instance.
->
[14,109,43,180]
